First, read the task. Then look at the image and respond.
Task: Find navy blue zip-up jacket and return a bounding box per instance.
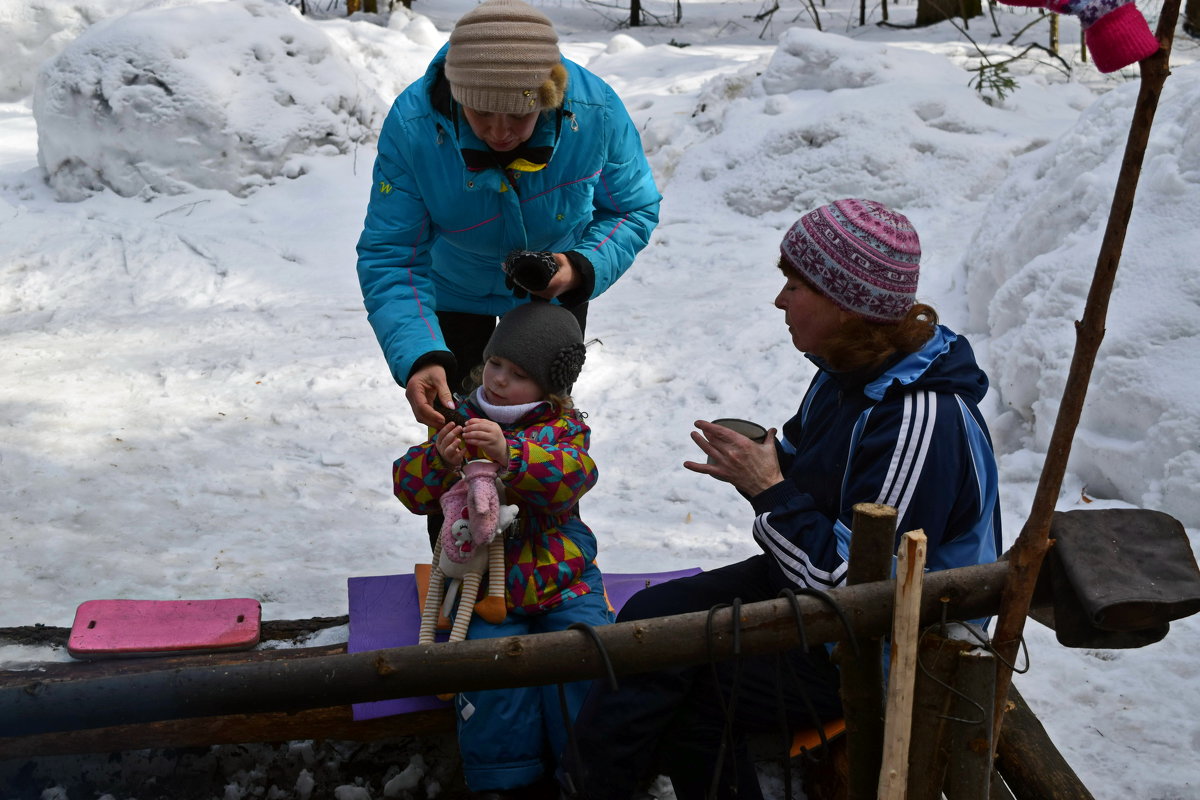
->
[750,325,1001,593]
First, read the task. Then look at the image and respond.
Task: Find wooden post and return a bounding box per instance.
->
[942,645,995,799]
[904,629,973,800]
[878,530,927,799]
[989,0,1180,750]
[836,502,896,800]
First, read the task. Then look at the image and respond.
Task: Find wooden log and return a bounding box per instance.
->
[0,642,455,759]
[0,705,455,760]
[836,503,896,800]
[990,768,1017,800]
[942,645,995,799]
[878,530,927,800]
[0,561,1009,741]
[995,683,1095,800]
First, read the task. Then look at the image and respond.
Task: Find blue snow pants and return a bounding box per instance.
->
[559,556,844,800]
[457,561,614,792]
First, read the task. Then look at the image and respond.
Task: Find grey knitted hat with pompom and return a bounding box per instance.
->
[484,302,586,396]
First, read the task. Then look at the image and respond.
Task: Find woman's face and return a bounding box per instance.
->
[774,272,850,358]
[462,107,540,152]
[482,355,544,406]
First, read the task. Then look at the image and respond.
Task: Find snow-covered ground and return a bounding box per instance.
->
[1,0,1198,797]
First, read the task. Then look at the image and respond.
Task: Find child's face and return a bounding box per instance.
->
[482,355,544,406]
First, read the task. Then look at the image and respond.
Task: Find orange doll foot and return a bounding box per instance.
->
[474,595,507,624]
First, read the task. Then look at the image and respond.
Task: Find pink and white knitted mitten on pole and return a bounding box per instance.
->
[998,0,1159,73]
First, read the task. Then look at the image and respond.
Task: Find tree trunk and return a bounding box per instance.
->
[1185,0,1200,37]
[630,0,642,27]
[916,0,982,26]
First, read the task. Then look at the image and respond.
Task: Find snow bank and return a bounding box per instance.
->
[0,0,175,103]
[965,64,1200,527]
[32,0,382,200]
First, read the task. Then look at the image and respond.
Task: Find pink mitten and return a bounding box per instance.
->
[1081,1,1159,73]
[997,0,1158,73]
[462,460,502,547]
[438,480,472,564]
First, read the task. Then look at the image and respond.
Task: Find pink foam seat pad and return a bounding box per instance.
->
[67,598,262,658]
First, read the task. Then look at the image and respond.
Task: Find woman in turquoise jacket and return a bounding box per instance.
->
[356,0,661,429]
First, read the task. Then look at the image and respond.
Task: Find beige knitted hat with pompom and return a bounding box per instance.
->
[445,0,567,115]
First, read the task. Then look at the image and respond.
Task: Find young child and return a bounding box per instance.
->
[392,301,612,799]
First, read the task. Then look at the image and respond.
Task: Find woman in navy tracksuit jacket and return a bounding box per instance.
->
[561,199,1002,800]
[355,0,660,429]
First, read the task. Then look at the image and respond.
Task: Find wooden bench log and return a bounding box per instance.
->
[0,561,1009,754]
[995,683,1095,800]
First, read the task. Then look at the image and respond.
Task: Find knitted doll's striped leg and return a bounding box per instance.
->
[418,556,445,645]
[450,571,482,643]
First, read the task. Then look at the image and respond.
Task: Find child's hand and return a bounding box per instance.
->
[434,421,466,468]
[461,418,508,465]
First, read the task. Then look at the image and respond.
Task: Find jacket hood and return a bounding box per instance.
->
[864,325,989,403]
[809,325,988,404]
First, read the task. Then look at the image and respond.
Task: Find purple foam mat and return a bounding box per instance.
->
[346,566,702,721]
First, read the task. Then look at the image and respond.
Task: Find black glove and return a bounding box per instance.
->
[503,250,559,297]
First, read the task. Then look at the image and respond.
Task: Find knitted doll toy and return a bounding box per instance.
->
[412,301,589,650]
[997,0,1159,73]
[419,459,518,645]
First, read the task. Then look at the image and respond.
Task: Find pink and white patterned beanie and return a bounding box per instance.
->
[779,199,921,323]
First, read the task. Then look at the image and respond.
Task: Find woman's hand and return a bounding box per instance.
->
[461,418,509,465]
[406,364,454,427]
[683,419,783,497]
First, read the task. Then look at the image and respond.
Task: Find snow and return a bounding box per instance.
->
[1,0,1199,797]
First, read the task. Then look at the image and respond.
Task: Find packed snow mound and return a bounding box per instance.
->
[33,0,379,200]
[964,64,1200,527]
[758,27,965,94]
[662,28,1064,234]
[0,0,179,102]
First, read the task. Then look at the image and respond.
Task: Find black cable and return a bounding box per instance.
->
[774,585,857,792]
[779,586,861,660]
[704,599,745,800]
[777,590,832,756]
[569,621,620,691]
[556,622,619,799]
[773,654,795,800]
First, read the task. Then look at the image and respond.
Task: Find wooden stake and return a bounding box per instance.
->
[836,503,897,800]
[878,530,927,800]
[905,633,972,800]
[942,645,995,799]
[989,0,1181,750]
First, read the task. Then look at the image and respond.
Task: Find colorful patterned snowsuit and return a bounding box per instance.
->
[393,393,612,791]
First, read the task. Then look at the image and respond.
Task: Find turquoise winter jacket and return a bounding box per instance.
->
[356,45,661,386]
